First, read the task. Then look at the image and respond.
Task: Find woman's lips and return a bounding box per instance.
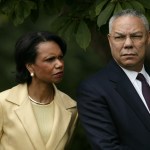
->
[53,71,64,78]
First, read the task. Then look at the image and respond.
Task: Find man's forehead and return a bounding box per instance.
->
[112,15,143,26]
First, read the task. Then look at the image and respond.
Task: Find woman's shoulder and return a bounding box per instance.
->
[58,89,76,103]
[0,84,26,101]
[0,88,10,98]
[53,84,76,108]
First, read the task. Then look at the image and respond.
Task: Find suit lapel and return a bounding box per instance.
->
[46,87,72,150]
[7,84,46,150]
[116,76,150,131]
[108,60,150,131]
[15,97,46,150]
[7,84,76,150]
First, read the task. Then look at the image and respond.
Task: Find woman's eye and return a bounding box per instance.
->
[58,55,64,60]
[47,57,55,62]
[46,55,64,62]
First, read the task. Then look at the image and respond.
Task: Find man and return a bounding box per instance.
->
[77,9,150,150]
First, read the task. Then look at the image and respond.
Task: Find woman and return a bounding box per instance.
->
[0,31,78,150]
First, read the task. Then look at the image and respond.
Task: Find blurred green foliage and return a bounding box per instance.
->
[1,0,150,49]
[0,12,110,149]
[1,0,150,149]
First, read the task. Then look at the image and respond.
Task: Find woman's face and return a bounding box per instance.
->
[30,41,64,84]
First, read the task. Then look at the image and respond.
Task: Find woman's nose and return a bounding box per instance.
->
[55,59,64,68]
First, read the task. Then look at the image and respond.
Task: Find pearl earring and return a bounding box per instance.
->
[30,72,34,77]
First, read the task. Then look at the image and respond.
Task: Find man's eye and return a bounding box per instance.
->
[131,35,142,39]
[114,36,125,40]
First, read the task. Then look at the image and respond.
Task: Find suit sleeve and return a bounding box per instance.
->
[77,81,130,150]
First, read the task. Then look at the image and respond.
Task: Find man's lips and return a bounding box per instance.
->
[121,53,137,57]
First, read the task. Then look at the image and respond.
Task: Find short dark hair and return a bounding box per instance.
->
[14,31,67,84]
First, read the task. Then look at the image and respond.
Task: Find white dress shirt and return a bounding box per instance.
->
[121,66,150,113]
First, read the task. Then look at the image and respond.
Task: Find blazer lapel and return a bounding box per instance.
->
[116,77,150,131]
[7,84,45,150]
[15,100,46,150]
[108,60,150,131]
[46,87,72,150]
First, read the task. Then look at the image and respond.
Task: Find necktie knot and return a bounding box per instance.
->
[136,73,147,83]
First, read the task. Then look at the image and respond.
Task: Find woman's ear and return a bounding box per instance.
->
[25,63,34,73]
[26,63,35,77]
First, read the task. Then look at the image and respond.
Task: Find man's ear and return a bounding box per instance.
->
[148,31,150,44]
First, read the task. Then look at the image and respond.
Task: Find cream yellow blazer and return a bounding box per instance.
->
[0,84,78,150]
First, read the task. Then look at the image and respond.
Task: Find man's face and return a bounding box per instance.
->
[108,16,150,72]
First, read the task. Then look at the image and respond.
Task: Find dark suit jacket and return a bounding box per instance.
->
[77,59,150,150]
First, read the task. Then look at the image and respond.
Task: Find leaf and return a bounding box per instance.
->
[97,2,115,28]
[89,2,98,19]
[121,1,133,9]
[137,0,150,9]
[113,2,122,15]
[13,0,37,25]
[50,16,69,32]
[62,21,77,42]
[76,21,91,50]
[22,1,37,18]
[53,0,66,10]
[95,0,109,16]
[43,0,57,15]
[129,0,145,13]
[0,0,14,14]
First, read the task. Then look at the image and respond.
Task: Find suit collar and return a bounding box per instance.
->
[107,59,150,131]
[5,83,76,150]
[15,99,46,150]
[53,84,76,109]
[46,84,74,149]
[6,84,46,150]
[6,83,76,109]
[6,84,28,105]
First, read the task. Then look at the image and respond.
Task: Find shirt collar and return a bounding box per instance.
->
[120,66,147,84]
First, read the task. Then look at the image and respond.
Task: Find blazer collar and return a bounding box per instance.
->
[6,83,76,150]
[15,99,46,150]
[6,84,29,105]
[107,59,150,131]
[6,84,46,150]
[45,84,75,149]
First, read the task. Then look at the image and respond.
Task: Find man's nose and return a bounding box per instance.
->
[124,36,133,48]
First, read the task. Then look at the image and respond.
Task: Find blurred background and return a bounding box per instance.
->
[0,0,150,149]
[0,12,110,150]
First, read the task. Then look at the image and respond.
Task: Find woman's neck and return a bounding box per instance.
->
[28,82,55,104]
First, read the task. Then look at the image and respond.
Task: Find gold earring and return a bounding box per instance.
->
[30,72,34,77]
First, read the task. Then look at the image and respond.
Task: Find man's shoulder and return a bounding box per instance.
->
[78,59,122,88]
[82,61,114,83]
[79,67,109,90]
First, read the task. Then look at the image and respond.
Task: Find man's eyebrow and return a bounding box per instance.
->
[131,32,143,35]
[113,32,125,35]
[114,31,143,35]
